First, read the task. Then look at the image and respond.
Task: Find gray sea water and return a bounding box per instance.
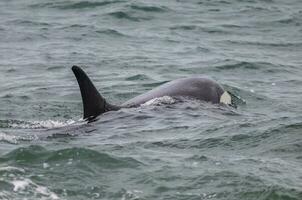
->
[0,0,302,199]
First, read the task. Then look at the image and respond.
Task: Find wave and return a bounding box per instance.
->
[0,132,20,144]
[170,25,229,34]
[6,19,50,27]
[214,61,260,70]
[0,165,59,200]
[125,74,151,81]
[0,119,81,144]
[107,11,143,21]
[0,145,142,169]
[170,25,199,31]
[30,1,124,10]
[142,117,302,151]
[151,166,302,200]
[212,60,295,74]
[224,39,302,48]
[95,29,127,37]
[130,5,168,13]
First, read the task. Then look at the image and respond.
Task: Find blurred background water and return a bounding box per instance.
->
[0,0,302,199]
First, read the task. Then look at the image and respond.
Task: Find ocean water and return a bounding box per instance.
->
[0,0,302,199]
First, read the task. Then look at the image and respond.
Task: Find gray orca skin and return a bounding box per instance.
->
[72,65,232,120]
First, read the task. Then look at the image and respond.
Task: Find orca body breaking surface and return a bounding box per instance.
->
[122,77,224,107]
[72,66,232,120]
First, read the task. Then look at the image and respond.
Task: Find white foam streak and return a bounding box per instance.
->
[11,178,59,199]
[0,166,25,173]
[0,132,18,144]
[9,119,77,129]
[12,179,30,192]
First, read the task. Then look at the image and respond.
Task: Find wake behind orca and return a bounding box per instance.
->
[72,65,235,120]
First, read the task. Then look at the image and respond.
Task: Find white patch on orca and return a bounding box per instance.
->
[141,96,176,106]
[220,91,232,105]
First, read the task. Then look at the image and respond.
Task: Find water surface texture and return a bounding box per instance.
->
[0,0,302,199]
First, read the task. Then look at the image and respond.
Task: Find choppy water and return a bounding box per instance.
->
[1,0,302,199]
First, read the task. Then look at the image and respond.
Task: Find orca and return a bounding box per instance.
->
[72,65,234,120]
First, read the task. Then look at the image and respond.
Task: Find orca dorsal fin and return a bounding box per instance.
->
[72,66,119,120]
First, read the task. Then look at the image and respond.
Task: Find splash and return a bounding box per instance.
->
[9,119,77,129]
[0,132,18,144]
[11,178,59,199]
[1,119,83,144]
[0,166,60,199]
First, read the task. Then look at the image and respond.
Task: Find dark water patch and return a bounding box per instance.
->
[46,66,64,71]
[69,24,91,28]
[221,24,252,29]
[169,25,228,34]
[125,74,151,81]
[130,4,168,13]
[269,141,302,155]
[107,11,150,21]
[259,122,302,139]
[224,39,302,48]
[197,0,232,6]
[186,155,209,162]
[95,29,127,37]
[57,24,95,32]
[240,5,271,12]
[214,61,261,71]
[48,1,124,10]
[266,14,302,26]
[6,68,16,73]
[208,8,221,12]
[213,60,294,74]
[108,11,135,21]
[170,25,199,31]
[201,27,229,34]
[29,2,54,9]
[6,19,50,27]
[20,95,30,100]
[1,94,13,99]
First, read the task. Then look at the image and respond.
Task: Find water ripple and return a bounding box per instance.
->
[31,1,124,10]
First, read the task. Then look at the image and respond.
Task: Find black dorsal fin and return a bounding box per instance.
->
[72,66,119,120]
